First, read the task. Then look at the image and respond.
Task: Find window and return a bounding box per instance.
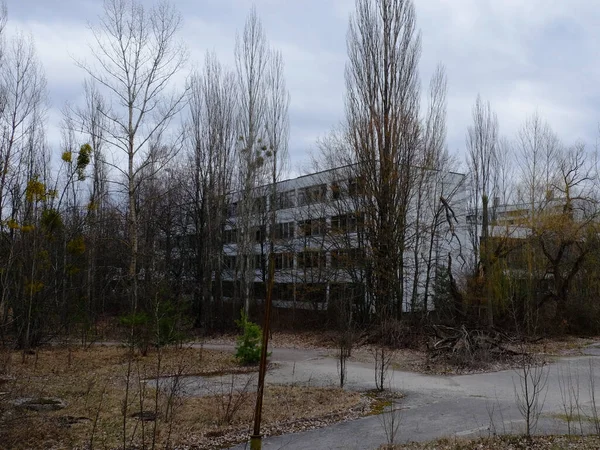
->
[275,222,295,239]
[253,225,266,243]
[331,250,343,269]
[273,283,294,301]
[223,255,236,270]
[254,253,265,271]
[252,196,267,214]
[223,228,237,244]
[331,212,364,233]
[330,283,365,305]
[331,214,346,233]
[227,202,238,218]
[296,283,326,303]
[298,250,326,269]
[222,281,234,297]
[331,248,365,269]
[348,177,365,197]
[331,182,343,200]
[275,252,294,270]
[298,184,327,206]
[299,218,327,236]
[277,190,295,210]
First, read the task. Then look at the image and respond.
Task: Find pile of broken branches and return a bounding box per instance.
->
[427,325,523,368]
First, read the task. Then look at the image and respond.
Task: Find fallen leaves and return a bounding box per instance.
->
[385,435,600,450]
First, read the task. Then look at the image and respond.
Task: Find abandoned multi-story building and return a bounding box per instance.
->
[220,163,469,316]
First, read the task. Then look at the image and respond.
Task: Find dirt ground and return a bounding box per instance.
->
[0,345,366,450]
[2,333,596,449]
[385,434,600,449]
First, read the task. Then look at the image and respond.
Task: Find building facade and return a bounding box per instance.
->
[221,163,469,316]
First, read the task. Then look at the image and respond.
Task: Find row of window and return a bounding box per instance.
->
[223,213,365,244]
[223,249,365,271]
[226,178,366,217]
[220,281,365,303]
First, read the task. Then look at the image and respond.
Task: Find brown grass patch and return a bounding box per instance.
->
[385,434,600,449]
[0,345,363,450]
[521,336,598,356]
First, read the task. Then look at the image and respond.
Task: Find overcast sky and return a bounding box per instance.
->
[6,0,600,173]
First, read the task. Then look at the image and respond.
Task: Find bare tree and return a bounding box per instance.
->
[410,64,448,314]
[466,94,498,327]
[0,24,48,347]
[516,112,561,210]
[514,114,562,332]
[263,48,290,314]
[185,53,237,329]
[513,354,549,437]
[78,0,187,314]
[76,80,110,330]
[0,31,46,225]
[251,46,290,449]
[345,0,422,319]
[234,6,271,316]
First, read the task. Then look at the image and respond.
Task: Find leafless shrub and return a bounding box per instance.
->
[378,318,412,348]
[87,380,108,450]
[486,390,507,437]
[159,363,187,449]
[587,358,600,435]
[135,360,148,448]
[337,328,354,388]
[513,354,549,437]
[374,346,394,392]
[121,349,134,450]
[378,402,403,447]
[216,373,256,425]
[557,363,583,435]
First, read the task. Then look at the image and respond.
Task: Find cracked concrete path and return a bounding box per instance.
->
[214,343,600,449]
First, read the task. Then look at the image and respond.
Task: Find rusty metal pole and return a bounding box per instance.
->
[250,237,275,450]
[251,159,278,449]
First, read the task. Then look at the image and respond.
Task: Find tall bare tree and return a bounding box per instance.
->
[186,53,237,329]
[466,95,498,326]
[75,80,109,325]
[78,0,187,313]
[234,6,271,316]
[345,0,422,319]
[410,64,448,314]
[264,48,290,292]
[516,112,561,210]
[0,31,46,226]
[251,43,290,450]
[0,21,49,345]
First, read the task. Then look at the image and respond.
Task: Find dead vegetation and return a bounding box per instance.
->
[383,434,600,449]
[345,326,597,375]
[426,325,523,372]
[0,345,364,450]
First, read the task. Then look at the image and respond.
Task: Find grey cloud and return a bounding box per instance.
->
[6,0,600,168]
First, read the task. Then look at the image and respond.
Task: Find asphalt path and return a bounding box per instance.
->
[207,342,600,450]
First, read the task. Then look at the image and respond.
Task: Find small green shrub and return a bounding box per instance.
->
[119,312,151,354]
[235,311,265,365]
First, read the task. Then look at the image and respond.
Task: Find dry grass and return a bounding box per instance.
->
[385,434,600,449]
[205,329,341,349]
[347,335,600,376]
[521,336,598,356]
[0,344,362,450]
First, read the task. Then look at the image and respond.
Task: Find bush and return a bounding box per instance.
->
[119,312,151,355]
[234,311,265,365]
